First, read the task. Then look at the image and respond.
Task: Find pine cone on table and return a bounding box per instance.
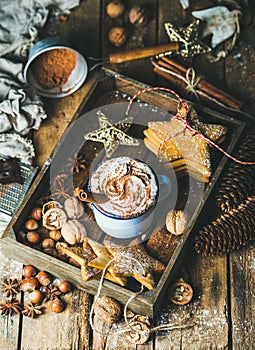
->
[195,196,255,256]
[216,129,255,212]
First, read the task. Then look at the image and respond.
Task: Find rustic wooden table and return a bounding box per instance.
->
[1,0,255,349]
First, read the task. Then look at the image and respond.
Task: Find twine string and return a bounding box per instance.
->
[126,86,255,166]
[89,254,145,336]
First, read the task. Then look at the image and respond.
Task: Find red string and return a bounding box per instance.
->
[126,86,255,166]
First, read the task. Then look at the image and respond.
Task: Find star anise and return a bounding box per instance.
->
[50,173,72,202]
[42,284,62,302]
[0,299,23,316]
[73,155,87,173]
[1,278,20,298]
[65,154,87,173]
[22,303,44,318]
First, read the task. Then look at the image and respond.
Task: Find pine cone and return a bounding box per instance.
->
[216,129,255,212]
[195,196,255,256]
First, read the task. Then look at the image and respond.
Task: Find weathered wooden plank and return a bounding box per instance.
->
[154,1,230,349]
[225,5,255,349]
[20,2,100,350]
[154,253,229,349]
[20,288,91,350]
[101,0,158,85]
[229,246,255,350]
[0,252,22,350]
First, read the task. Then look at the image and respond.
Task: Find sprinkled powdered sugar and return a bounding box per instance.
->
[90,156,158,218]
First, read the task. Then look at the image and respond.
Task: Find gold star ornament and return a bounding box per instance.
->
[164,20,211,60]
[84,111,140,158]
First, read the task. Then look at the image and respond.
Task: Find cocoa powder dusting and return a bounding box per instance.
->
[31,48,76,89]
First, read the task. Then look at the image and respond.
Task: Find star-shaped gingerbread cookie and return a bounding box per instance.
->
[144,107,227,182]
[86,238,127,286]
[103,238,166,290]
[84,111,140,158]
[164,20,211,60]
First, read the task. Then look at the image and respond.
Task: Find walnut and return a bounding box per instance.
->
[94,296,122,324]
[168,278,193,305]
[108,27,127,47]
[42,207,67,230]
[129,5,148,27]
[125,314,150,344]
[64,196,84,219]
[166,209,188,235]
[106,1,124,18]
[61,220,87,245]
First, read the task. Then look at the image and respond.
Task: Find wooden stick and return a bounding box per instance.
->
[109,43,179,64]
[158,57,243,110]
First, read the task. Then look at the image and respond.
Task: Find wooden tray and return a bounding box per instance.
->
[1,68,246,317]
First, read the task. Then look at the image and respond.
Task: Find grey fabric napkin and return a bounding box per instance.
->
[0,0,80,234]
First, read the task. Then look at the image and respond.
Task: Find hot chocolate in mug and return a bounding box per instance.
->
[89,156,171,239]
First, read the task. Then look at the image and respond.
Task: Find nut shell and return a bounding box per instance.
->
[129,5,147,27]
[30,207,42,221]
[106,1,124,18]
[26,231,41,245]
[64,196,84,219]
[94,296,122,323]
[23,265,37,278]
[42,207,67,230]
[37,271,51,286]
[50,298,65,313]
[166,210,188,235]
[61,219,87,245]
[24,219,39,231]
[20,277,39,292]
[29,290,44,304]
[168,278,193,305]
[125,315,150,344]
[108,27,127,47]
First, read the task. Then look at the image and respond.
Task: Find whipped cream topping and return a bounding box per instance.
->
[90,156,158,218]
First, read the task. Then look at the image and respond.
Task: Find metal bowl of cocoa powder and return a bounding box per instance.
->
[24,38,88,98]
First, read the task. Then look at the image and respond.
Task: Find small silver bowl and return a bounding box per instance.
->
[24,38,88,98]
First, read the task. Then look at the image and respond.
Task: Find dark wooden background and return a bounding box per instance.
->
[1,0,255,349]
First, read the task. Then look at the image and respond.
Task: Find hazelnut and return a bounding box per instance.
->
[49,229,62,242]
[37,271,51,286]
[26,231,41,245]
[50,298,65,313]
[129,5,148,27]
[23,265,37,278]
[166,210,188,235]
[16,230,27,243]
[30,207,42,221]
[29,290,44,304]
[20,277,39,292]
[106,1,124,18]
[168,278,193,305]
[43,247,57,257]
[41,238,55,249]
[94,296,122,323]
[108,27,127,47]
[24,218,39,231]
[57,281,72,294]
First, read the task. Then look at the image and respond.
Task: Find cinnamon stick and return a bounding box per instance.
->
[156,57,243,110]
[74,187,108,205]
[153,65,227,112]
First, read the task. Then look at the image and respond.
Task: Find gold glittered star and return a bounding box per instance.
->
[164,20,211,60]
[84,111,140,158]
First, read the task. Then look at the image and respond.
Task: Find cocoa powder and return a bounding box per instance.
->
[31,48,76,89]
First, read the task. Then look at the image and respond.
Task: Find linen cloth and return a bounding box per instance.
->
[0,0,79,233]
